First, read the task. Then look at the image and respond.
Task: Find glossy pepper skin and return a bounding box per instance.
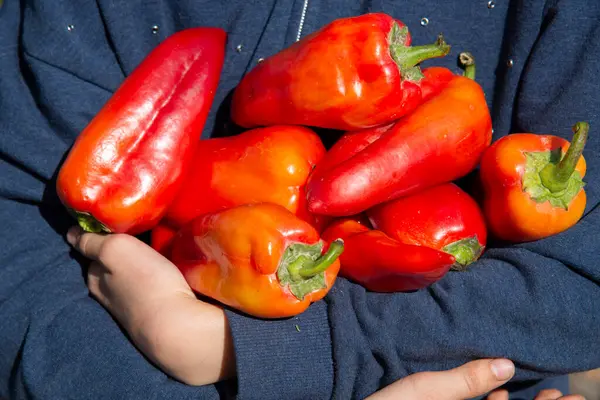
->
[56,28,226,235]
[309,124,395,178]
[306,66,454,181]
[169,203,344,319]
[231,13,451,131]
[321,215,455,292]
[420,66,456,101]
[479,122,588,243]
[162,125,329,231]
[367,183,487,271]
[307,53,492,216]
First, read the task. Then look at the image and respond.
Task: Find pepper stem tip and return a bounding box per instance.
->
[298,239,344,278]
[539,121,589,193]
[75,211,110,234]
[443,236,484,272]
[459,51,476,80]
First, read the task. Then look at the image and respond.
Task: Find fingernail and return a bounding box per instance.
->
[66,226,81,246]
[491,359,515,380]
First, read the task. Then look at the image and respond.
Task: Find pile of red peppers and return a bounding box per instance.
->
[57,14,590,318]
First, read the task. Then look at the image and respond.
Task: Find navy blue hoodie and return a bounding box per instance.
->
[1,1,599,399]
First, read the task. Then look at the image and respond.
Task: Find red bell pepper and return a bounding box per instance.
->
[231,13,451,131]
[479,121,588,243]
[56,28,226,234]
[367,183,487,271]
[306,52,492,216]
[161,125,329,232]
[321,215,455,292]
[169,203,344,318]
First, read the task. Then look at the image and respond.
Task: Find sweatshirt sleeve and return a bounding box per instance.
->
[324,1,600,399]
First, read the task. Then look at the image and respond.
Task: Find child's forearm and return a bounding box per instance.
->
[137,298,235,386]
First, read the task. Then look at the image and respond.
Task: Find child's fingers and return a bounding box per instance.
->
[486,389,509,400]
[87,261,108,306]
[67,225,190,290]
[367,358,515,400]
[67,226,149,268]
[422,359,516,399]
[68,224,196,329]
[534,389,565,400]
[67,226,107,260]
[534,389,585,400]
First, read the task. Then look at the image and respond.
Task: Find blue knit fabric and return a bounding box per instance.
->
[1,1,598,399]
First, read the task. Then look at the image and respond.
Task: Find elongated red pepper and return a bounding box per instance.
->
[307,65,455,181]
[169,203,344,318]
[161,125,329,231]
[307,53,492,216]
[56,28,226,234]
[479,122,588,243]
[231,13,451,131]
[367,183,487,271]
[310,124,395,178]
[321,216,455,292]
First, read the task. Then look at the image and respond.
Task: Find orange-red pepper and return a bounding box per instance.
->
[56,28,225,234]
[321,215,455,292]
[162,125,328,231]
[479,122,588,243]
[306,52,492,216]
[169,203,344,318]
[153,126,330,257]
[231,13,450,131]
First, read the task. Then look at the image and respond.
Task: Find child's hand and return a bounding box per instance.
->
[366,359,516,400]
[67,226,235,386]
[488,388,584,400]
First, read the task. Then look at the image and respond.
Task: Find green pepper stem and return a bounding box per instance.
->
[442,236,484,272]
[393,33,451,72]
[459,52,476,80]
[539,121,589,193]
[75,211,110,233]
[298,239,344,278]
